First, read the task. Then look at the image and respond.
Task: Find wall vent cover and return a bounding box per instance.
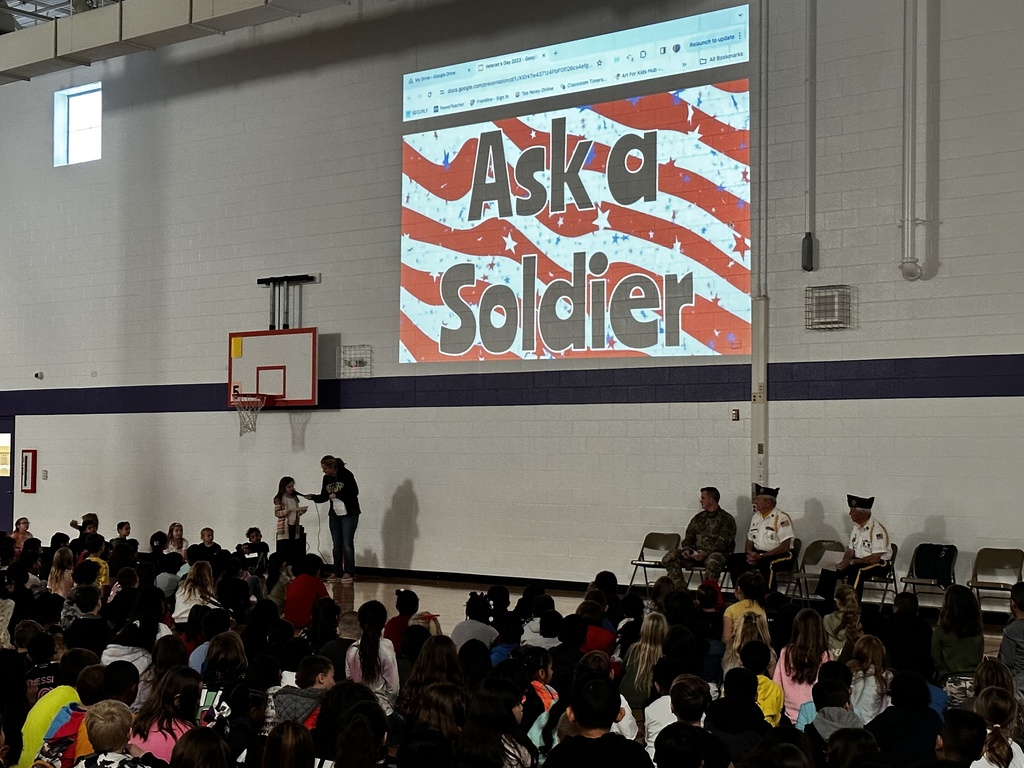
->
[805,285,851,330]
[338,345,374,378]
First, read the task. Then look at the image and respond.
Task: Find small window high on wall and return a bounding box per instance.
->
[54,82,102,166]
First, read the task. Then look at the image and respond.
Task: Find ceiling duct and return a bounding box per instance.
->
[0,0,352,84]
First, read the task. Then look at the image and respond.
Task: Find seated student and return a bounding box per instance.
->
[201,632,248,694]
[723,611,777,679]
[914,709,986,768]
[25,632,61,705]
[102,661,141,709]
[450,592,499,652]
[576,651,639,741]
[998,581,1024,678]
[655,719,732,768]
[108,521,139,555]
[523,603,561,651]
[34,664,106,768]
[319,610,361,678]
[154,553,183,599]
[74,699,151,768]
[69,515,99,560]
[82,534,109,594]
[803,679,864,768]
[62,585,114,659]
[773,608,831,724]
[741,640,785,726]
[576,600,616,656]
[723,572,768,643]
[642,658,689,759]
[521,594,557,646]
[823,585,863,660]
[794,660,853,732]
[209,682,268,764]
[192,528,223,564]
[549,615,587,700]
[695,583,725,638]
[235,527,270,577]
[932,585,985,684]
[171,561,221,628]
[215,558,252,623]
[101,567,140,631]
[268,655,335,731]
[973,686,1024,768]
[865,671,941,764]
[704,667,772,765]
[17,649,100,768]
[543,674,653,768]
[129,666,202,762]
[188,609,232,675]
[848,635,892,724]
[383,589,420,655]
[491,616,524,667]
[621,612,669,710]
[877,591,933,679]
[283,555,328,631]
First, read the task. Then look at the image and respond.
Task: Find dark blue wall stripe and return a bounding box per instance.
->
[1,354,1020,416]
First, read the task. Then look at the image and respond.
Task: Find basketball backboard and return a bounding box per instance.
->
[228,328,318,407]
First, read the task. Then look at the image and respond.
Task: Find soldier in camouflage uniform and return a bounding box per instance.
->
[664,486,737,587]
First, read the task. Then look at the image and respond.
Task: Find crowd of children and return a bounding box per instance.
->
[3,515,1024,768]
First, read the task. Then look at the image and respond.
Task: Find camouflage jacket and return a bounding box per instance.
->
[682,509,737,554]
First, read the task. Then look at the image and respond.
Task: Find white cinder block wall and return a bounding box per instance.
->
[1,0,1022,584]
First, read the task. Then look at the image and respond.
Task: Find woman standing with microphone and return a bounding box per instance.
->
[305,455,361,581]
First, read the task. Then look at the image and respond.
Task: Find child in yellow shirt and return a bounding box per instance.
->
[741,640,784,726]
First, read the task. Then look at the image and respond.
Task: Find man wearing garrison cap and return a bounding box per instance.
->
[724,484,796,591]
[815,494,893,600]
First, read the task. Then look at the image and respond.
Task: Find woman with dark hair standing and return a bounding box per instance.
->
[345,600,400,715]
[304,455,361,581]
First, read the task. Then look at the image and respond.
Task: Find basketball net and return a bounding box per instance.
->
[234,395,266,436]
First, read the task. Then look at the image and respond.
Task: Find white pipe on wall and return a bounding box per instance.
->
[801,0,816,272]
[900,0,922,281]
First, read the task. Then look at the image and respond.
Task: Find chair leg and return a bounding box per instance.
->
[628,564,641,591]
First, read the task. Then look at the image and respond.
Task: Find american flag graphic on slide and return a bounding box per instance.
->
[400,79,750,362]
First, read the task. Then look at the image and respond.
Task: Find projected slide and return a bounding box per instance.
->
[400,80,751,362]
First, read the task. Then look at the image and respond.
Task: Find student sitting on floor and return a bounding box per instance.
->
[543,674,653,768]
[803,679,863,768]
[740,640,784,726]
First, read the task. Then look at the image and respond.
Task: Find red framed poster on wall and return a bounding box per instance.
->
[20,449,36,493]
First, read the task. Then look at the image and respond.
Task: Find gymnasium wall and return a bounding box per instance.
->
[1,0,1022,585]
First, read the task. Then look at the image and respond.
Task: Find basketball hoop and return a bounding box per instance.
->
[234,394,273,436]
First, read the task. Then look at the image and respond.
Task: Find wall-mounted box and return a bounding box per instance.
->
[122,0,216,49]
[57,3,139,65]
[0,23,77,80]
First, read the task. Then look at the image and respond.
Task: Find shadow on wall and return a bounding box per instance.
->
[382,479,419,570]
[801,497,844,547]
[359,549,379,569]
[289,411,312,451]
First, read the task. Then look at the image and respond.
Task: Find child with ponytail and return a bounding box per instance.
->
[345,600,400,715]
[975,685,1024,768]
